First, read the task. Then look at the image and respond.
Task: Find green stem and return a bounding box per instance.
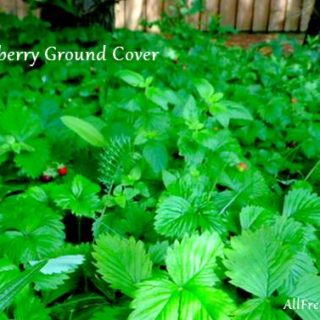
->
[305,160,320,181]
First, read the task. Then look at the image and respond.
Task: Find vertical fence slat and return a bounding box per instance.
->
[115,1,126,28]
[186,0,200,29]
[253,0,270,31]
[146,0,162,31]
[237,0,254,31]
[220,0,237,27]
[285,0,302,31]
[17,0,28,17]
[125,0,145,30]
[202,0,220,30]
[0,0,315,33]
[301,0,315,31]
[269,0,288,31]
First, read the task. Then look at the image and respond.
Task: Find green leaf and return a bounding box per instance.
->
[0,260,46,311]
[14,139,50,178]
[146,87,171,110]
[194,78,214,101]
[52,175,101,218]
[61,116,106,147]
[93,234,153,297]
[31,255,84,275]
[143,142,168,174]
[289,275,320,320]
[225,228,294,298]
[129,278,180,320]
[236,298,291,320]
[13,289,51,320]
[155,195,226,238]
[283,189,320,226]
[0,196,65,264]
[117,70,147,88]
[166,232,223,287]
[129,233,234,320]
[240,206,274,230]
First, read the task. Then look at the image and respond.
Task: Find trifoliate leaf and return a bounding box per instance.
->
[93,234,153,297]
[129,233,234,320]
[52,175,101,218]
[155,195,226,239]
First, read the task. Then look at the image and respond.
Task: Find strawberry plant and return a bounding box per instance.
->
[0,12,320,319]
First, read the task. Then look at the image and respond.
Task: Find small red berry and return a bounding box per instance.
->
[41,175,53,183]
[58,166,68,176]
[236,162,248,172]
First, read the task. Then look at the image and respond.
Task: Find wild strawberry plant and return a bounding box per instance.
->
[0,13,320,320]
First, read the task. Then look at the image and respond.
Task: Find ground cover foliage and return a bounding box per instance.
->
[0,13,320,320]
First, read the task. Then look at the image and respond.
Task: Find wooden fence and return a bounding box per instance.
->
[0,0,316,32]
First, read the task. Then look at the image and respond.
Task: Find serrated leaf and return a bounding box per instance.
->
[225,228,294,298]
[166,232,223,287]
[30,255,84,275]
[283,189,320,226]
[0,196,65,264]
[61,116,106,147]
[155,195,225,239]
[129,233,233,320]
[288,275,320,320]
[52,175,101,218]
[236,298,291,320]
[93,234,152,297]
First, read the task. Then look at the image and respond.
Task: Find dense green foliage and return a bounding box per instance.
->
[0,13,320,319]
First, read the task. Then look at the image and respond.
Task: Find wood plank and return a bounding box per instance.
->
[145,0,162,31]
[220,0,237,27]
[0,0,16,13]
[253,0,270,31]
[187,0,200,29]
[202,0,220,30]
[284,0,302,31]
[269,0,288,31]
[16,0,28,18]
[300,0,315,31]
[237,0,254,31]
[125,0,145,30]
[115,0,126,28]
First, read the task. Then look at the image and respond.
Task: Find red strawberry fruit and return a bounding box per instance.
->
[57,165,68,176]
[41,174,53,183]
